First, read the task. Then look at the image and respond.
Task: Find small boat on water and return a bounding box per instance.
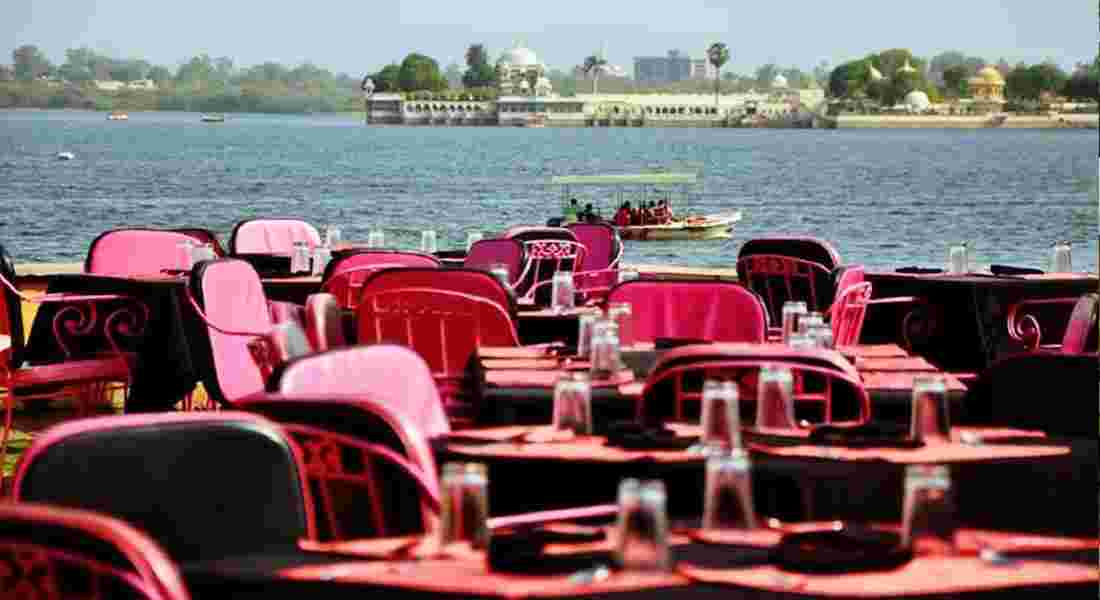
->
[106,111,129,121]
[56,151,75,161]
[549,172,742,241]
[200,114,226,123]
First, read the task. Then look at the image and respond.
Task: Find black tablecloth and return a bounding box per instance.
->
[23,274,202,412]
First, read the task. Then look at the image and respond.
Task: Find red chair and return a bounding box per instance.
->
[237,395,441,541]
[1007,292,1098,354]
[0,502,190,600]
[12,412,317,562]
[321,249,440,309]
[228,218,321,255]
[358,287,519,417]
[567,222,623,302]
[736,237,844,324]
[504,227,583,303]
[829,282,873,346]
[640,344,870,426]
[85,228,220,276]
[464,239,525,290]
[302,293,347,352]
[271,345,449,438]
[606,280,767,345]
[357,267,516,320]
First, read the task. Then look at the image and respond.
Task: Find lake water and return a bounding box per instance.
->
[1,110,1096,271]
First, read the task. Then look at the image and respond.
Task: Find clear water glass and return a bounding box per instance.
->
[367,229,386,248]
[910,375,950,444]
[550,271,575,313]
[902,465,956,556]
[607,302,634,347]
[947,243,969,274]
[615,479,670,572]
[703,451,756,530]
[552,373,593,435]
[798,311,825,336]
[809,323,834,349]
[781,301,808,344]
[699,380,742,455]
[324,225,342,249]
[756,365,796,430]
[421,229,438,254]
[589,321,621,379]
[466,231,484,252]
[438,462,490,549]
[176,239,195,271]
[291,241,311,274]
[618,270,640,284]
[311,246,332,276]
[787,332,817,350]
[194,243,216,262]
[576,312,601,358]
[1050,241,1072,273]
[489,263,510,288]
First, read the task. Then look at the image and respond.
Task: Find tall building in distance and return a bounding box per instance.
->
[634,50,716,83]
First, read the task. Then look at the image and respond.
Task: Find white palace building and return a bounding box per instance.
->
[365,44,826,127]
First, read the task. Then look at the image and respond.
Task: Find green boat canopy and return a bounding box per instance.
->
[550,173,698,186]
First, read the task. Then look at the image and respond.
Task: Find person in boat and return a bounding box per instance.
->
[564,198,579,224]
[613,202,632,227]
[580,203,600,223]
[653,199,673,224]
[641,202,655,225]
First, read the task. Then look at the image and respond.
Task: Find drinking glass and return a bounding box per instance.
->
[910,375,950,444]
[618,270,640,284]
[808,323,835,349]
[1050,241,1072,273]
[466,231,484,252]
[756,365,796,430]
[193,243,215,262]
[589,320,621,379]
[550,271,575,313]
[489,263,510,288]
[552,373,592,435]
[786,332,816,350]
[901,465,956,556]
[576,312,601,358]
[367,229,386,248]
[699,379,741,455]
[781,301,808,344]
[798,311,825,336]
[615,480,670,572]
[291,241,311,274]
[421,229,439,254]
[324,225,342,249]
[702,451,756,530]
[607,302,634,347]
[438,462,490,549]
[176,239,195,271]
[311,246,332,276]
[947,243,969,274]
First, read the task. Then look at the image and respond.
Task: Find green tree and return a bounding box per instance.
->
[12,45,52,80]
[755,63,779,88]
[1006,62,1068,100]
[111,59,150,82]
[707,42,729,106]
[583,53,608,95]
[942,64,970,97]
[397,53,447,92]
[462,44,497,88]
[176,54,214,83]
[0,65,13,81]
[827,60,868,98]
[147,66,172,82]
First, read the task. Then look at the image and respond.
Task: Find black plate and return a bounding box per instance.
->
[774,527,912,574]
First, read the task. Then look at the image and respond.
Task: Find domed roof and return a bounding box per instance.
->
[976,66,1005,84]
[499,46,540,67]
[898,59,917,74]
[772,73,789,88]
[905,90,931,110]
[868,63,885,82]
[518,79,530,90]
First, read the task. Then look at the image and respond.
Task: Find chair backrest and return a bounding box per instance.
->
[464,239,525,286]
[519,240,588,303]
[272,345,449,438]
[303,293,347,352]
[357,288,519,380]
[641,346,869,426]
[737,236,841,271]
[737,254,837,325]
[228,218,321,255]
[505,227,581,301]
[248,321,313,382]
[13,412,314,562]
[832,265,866,299]
[567,223,623,271]
[1061,293,1098,354]
[0,242,25,370]
[85,228,204,276]
[606,280,767,345]
[831,282,873,346]
[171,228,226,257]
[237,395,441,541]
[189,259,271,405]
[0,502,190,600]
[321,250,441,309]
[358,267,516,319]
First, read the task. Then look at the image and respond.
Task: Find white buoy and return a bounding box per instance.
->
[56,151,75,161]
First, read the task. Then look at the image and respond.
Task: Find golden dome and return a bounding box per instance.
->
[976,66,1005,84]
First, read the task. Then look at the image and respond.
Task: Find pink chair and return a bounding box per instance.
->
[237,394,441,540]
[272,345,449,438]
[1008,292,1098,354]
[829,282,873,346]
[464,239,526,289]
[505,227,583,303]
[302,293,347,352]
[357,267,516,319]
[0,502,190,600]
[85,228,218,276]
[228,218,321,255]
[567,223,623,302]
[737,237,844,324]
[606,280,767,345]
[245,321,313,384]
[321,250,441,309]
[358,287,520,417]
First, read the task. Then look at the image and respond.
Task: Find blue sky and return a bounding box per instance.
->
[5,0,1096,75]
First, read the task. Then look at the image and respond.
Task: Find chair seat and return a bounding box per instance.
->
[11,355,133,387]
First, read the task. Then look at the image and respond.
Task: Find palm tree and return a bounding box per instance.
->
[707,43,730,107]
[583,54,608,96]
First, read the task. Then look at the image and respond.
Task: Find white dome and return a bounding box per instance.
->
[518,79,530,90]
[499,46,540,67]
[772,74,788,88]
[905,90,931,110]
